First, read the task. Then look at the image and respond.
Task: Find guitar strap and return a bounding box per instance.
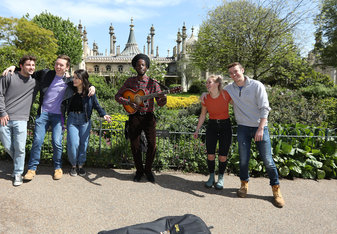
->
[153,79,169,90]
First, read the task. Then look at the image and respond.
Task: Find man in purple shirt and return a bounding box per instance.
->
[25,55,72,180]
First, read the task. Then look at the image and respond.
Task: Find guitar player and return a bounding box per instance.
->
[115,54,167,183]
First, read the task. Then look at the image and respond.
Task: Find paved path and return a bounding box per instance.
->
[0,159,336,234]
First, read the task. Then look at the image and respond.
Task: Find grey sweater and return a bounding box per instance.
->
[0,72,37,121]
[225,76,271,127]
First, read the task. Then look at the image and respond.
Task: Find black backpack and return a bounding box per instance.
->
[98,214,212,234]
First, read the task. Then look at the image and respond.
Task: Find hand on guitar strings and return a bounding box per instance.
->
[128,101,141,110]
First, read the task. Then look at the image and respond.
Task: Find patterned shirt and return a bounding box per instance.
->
[115,75,167,113]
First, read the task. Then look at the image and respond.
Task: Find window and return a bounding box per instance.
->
[106,65,111,71]
[94,65,99,73]
[118,65,123,72]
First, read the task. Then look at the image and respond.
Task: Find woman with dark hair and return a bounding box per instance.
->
[65,69,111,176]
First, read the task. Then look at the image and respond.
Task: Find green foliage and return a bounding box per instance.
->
[267,86,336,127]
[178,103,201,117]
[192,0,306,78]
[320,98,337,128]
[32,12,83,66]
[187,80,207,94]
[147,59,167,83]
[89,75,117,100]
[261,55,333,89]
[268,123,337,179]
[314,0,337,67]
[0,17,58,70]
[300,84,337,99]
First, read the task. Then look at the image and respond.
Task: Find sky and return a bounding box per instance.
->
[0,0,320,58]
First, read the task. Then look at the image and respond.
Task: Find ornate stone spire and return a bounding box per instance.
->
[109,23,116,56]
[147,35,151,55]
[176,28,182,56]
[181,22,187,56]
[82,26,88,58]
[78,20,83,36]
[120,17,141,56]
[150,24,155,57]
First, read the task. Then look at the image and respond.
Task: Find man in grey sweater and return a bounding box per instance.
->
[225,62,284,208]
[0,55,38,186]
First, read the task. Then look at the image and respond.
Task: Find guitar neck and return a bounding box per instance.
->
[140,90,169,102]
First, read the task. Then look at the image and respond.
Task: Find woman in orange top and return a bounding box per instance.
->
[194,75,232,190]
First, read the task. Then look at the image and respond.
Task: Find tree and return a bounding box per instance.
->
[261,52,333,89]
[147,59,168,84]
[0,17,58,71]
[192,0,310,79]
[314,0,337,67]
[32,12,83,66]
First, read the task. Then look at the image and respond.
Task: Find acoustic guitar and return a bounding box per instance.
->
[122,86,182,114]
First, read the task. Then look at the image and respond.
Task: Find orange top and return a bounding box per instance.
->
[202,90,231,119]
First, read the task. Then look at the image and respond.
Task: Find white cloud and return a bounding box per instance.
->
[0,0,164,26]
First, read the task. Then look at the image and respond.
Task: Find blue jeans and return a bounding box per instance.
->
[237,125,279,186]
[67,112,91,166]
[28,112,63,170]
[0,121,27,175]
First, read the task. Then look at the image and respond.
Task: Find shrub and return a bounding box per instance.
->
[300,84,337,99]
[267,86,329,127]
[188,80,207,94]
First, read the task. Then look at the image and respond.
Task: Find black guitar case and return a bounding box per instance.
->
[98,214,212,234]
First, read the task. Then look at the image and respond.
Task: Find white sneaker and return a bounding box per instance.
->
[13,174,23,186]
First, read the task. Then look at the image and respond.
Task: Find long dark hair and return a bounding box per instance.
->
[73,69,90,96]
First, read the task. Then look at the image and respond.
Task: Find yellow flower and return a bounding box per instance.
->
[166,95,199,109]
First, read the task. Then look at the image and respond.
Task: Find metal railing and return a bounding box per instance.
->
[21,118,336,169]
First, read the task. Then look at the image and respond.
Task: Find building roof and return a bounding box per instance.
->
[120,18,141,56]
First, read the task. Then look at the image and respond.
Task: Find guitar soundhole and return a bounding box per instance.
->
[134,95,142,105]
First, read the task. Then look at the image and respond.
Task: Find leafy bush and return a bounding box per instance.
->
[89,75,117,100]
[188,80,207,94]
[267,86,329,127]
[300,84,337,99]
[269,123,337,179]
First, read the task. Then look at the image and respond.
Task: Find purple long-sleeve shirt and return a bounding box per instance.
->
[41,75,68,114]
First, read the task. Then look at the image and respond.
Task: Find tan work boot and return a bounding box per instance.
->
[272,185,285,208]
[237,180,248,197]
[23,170,36,181]
[53,168,63,180]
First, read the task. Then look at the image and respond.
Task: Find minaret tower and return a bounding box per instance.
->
[181,22,187,57]
[147,35,151,56]
[176,29,182,58]
[78,20,83,36]
[83,27,88,57]
[150,25,155,57]
[109,24,116,56]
